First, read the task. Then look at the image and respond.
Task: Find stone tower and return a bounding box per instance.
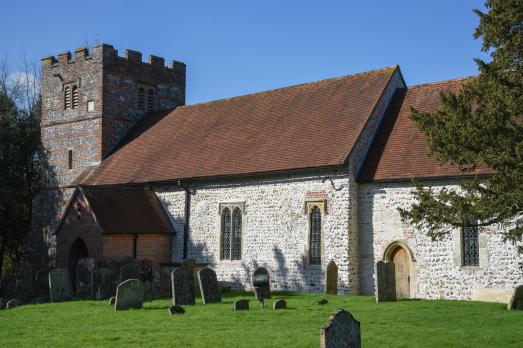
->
[29,44,186,270]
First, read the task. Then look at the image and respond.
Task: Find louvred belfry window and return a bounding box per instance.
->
[64,87,70,110]
[147,89,155,111]
[72,86,78,109]
[137,87,145,111]
[309,206,322,265]
[220,204,243,260]
[462,221,479,266]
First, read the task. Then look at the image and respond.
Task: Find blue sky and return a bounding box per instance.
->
[1,1,487,104]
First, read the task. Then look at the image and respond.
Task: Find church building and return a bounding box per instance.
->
[35,44,522,301]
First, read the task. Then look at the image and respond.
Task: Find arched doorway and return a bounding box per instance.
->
[68,238,88,293]
[383,241,414,299]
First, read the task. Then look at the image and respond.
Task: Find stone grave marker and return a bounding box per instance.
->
[253,267,271,300]
[273,299,287,310]
[197,268,222,304]
[76,257,96,298]
[158,269,172,299]
[49,268,72,302]
[6,299,22,309]
[376,260,396,302]
[320,309,361,348]
[234,299,249,311]
[35,270,50,302]
[109,296,116,306]
[0,298,5,310]
[169,305,185,315]
[115,279,144,311]
[171,266,195,306]
[325,261,338,295]
[507,285,523,310]
[91,268,116,300]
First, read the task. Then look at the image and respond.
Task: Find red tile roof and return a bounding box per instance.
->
[358,78,491,182]
[82,66,398,185]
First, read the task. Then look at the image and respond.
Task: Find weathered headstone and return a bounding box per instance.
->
[6,299,22,309]
[158,269,172,299]
[273,299,287,310]
[325,261,338,295]
[507,285,523,310]
[169,305,185,315]
[115,279,144,311]
[49,268,72,302]
[35,270,50,301]
[253,267,271,300]
[376,260,396,302]
[234,299,250,311]
[91,268,116,300]
[320,309,361,348]
[109,296,116,306]
[171,266,195,306]
[197,268,222,304]
[76,257,96,298]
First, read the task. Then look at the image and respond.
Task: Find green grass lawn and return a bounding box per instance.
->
[1,292,522,347]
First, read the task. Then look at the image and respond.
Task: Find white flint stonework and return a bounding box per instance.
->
[358,180,523,300]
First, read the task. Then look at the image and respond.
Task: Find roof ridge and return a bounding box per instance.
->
[179,65,399,109]
[408,75,477,90]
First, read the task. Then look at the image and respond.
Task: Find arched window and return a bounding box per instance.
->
[137,87,145,111]
[221,207,231,260]
[309,206,322,265]
[232,207,242,260]
[147,89,155,112]
[72,86,78,109]
[64,86,70,110]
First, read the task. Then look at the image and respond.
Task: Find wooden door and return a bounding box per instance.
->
[392,248,410,299]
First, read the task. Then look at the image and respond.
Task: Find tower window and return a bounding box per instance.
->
[87,100,95,112]
[137,87,145,111]
[68,150,73,170]
[147,89,155,112]
[64,87,70,110]
[72,86,78,109]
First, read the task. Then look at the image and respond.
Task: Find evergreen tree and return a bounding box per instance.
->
[399,1,523,252]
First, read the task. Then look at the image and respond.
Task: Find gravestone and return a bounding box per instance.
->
[507,285,523,310]
[158,269,171,299]
[325,261,338,295]
[234,299,249,311]
[169,305,185,315]
[91,268,116,300]
[6,299,22,309]
[273,299,287,310]
[253,267,271,300]
[119,259,152,283]
[320,309,361,348]
[376,261,396,302]
[109,296,116,306]
[76,257,96,298]
[171,266,195,306]
[35,270,50,301]
[115,279,144,311]
[197,268,222,304]
[49,268,72,302]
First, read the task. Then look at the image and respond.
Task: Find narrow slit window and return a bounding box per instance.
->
[64,87,70,110]
[232,207,242,260]
[137,87,145,111]
[462,221,479,266]
[147,89,155,111]
[309,206,322,265]
[72,86,78,109]
[221,207,231,260]
[68,150,73,170]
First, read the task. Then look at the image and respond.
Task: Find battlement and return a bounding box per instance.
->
[41,43,186,75]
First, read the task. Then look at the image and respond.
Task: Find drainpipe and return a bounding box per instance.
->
[178,180,193,260]
[133,234,138,259]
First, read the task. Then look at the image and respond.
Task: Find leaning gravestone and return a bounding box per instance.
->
[49,268,72,302]
[233,299,249,311]
[115,279,144,311]
[198,268,222,304]
[376,260,396,302]
[35,270,50,302]
[325,261,338,295]
[171,266,195,305]
[6,299,22,309]
[253,267,272,300]
[76,257,96,298]
[320,309,361,348]
[91,268,116,300]
[273,299,287,310]
[507,285,523,310]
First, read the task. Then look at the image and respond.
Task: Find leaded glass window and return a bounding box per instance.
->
[462,221,479,266]
[232,207,242,260]
[221,208,231,260]
[309,206,322,265]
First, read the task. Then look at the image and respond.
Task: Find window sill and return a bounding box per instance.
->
[306,264,322,270]
[459,266,482,272]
